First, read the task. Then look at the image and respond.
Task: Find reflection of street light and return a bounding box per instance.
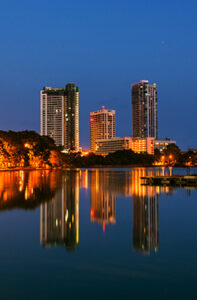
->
[161,156,165,165]
[169,154,173,165]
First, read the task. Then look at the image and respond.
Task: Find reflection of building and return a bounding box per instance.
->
[40,171,79,251]
[95,137,132,155]
[90,107,115,152]
[89,168,171,248]
[79,169,89,189]
[132,169,159,254]
[133,194,159,254]
[40,83,79,151]
[90,170,116,231]
[132,80,158,139]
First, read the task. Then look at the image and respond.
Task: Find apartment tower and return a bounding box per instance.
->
[132,80,158,139]
[40,83,79,151]
[90,106,115,152]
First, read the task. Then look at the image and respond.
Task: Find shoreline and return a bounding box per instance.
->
[0,165,196,172]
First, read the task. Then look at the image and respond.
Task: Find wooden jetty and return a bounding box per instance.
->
[141,175,197,187]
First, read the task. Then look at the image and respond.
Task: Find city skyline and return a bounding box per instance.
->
[0,0,196,150]
[0,76,193,152]
[0,1,196,298]
[39,80,175,154]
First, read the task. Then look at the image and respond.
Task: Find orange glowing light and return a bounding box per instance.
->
[90,208,94,218]
[82,150,90,156]
[102,221,105,232]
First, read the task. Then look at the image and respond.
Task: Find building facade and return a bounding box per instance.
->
[154,138,176,152]
[132,80,158,139]
[90,106,115,152]
[40,83,79,151]
[131,137,154,155]
[95,137,132,155]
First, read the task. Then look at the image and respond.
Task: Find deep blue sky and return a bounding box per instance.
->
[0,0,196,149]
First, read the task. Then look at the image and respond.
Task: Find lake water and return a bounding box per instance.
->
[0,168,197,299]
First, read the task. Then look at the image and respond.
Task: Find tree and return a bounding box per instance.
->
[163,144,182,163]
[154,148,162,161]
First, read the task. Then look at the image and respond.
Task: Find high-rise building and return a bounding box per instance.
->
[40,83,79,151]
[132,80,158,139]
[90,106,115,152]
[65,83,79,151]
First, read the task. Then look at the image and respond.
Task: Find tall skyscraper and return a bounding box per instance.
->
[90,106,115,152]
[40,83,79,151]
[132,80,158,139]
[65,83,79,151]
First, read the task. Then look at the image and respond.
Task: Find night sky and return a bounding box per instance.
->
[0,0,196,150]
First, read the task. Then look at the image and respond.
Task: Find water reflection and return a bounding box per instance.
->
[0,170,61,210]
[131,169,174,254]
[89,169,172,254]
[40,171,79,251]
[90,170,116,231]
[132,169,159,254]
[0,168,176,254]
